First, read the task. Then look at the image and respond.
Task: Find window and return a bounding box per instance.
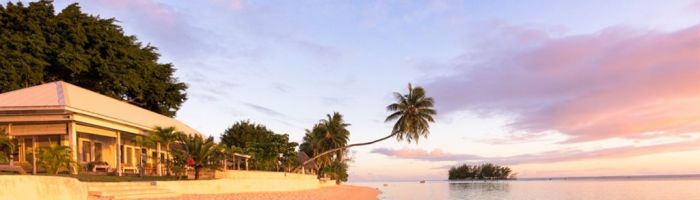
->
[37,136,61,148]
[23,138,33,163]
[135,148,142,165]
[81,141,91,162]
[10,138,19,162]
[126,147,133,165]
[120,145,124,163]
[94,143,102,162]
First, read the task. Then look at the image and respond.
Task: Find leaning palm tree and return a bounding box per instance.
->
[302,83,436,167]
[38,144,77,174]
[176,134,220,180]
[150,126,182,176]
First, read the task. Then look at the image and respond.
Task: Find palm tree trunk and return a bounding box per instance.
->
[301,133,396,168]
[194,167,200,180]
[165,145,171,176]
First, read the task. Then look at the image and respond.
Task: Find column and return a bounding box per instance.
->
[156,142,162,176]
[67,122,78,174]
[244,158,248,171]
[32,136,37,175]
[7,123,12,166]
[116,132,122,176]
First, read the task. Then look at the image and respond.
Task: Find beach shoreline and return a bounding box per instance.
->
[133,185,379,200]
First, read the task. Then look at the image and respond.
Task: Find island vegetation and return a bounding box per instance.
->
[448,163,515,180]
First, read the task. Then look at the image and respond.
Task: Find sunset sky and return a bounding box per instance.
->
[20,0,700,181]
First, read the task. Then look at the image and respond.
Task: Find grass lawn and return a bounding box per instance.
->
[66,174,183,182]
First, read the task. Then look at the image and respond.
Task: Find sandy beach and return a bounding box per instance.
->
[141,185,379,200]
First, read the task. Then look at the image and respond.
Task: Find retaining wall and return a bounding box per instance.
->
[156,170,326,194]
[0,175,87,200]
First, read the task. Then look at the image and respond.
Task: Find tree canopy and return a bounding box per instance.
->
[220,121,298,171]
[0,1,187,117]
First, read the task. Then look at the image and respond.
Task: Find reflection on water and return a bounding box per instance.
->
[448,182,510,199]
[352,179,700,200]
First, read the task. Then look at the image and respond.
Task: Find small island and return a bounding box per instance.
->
[448,163,515,180]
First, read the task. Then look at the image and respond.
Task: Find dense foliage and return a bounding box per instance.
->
[38,144,77,174]
[448,163,514,180]
[300,113,351,183]
[0,129,13,162]
[219,121,298,171]
[0,1,187,116]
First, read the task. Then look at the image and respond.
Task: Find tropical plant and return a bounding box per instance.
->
[176,134,220,180]
[321,159,349,184]
[150,126,183,176]
[302,83,436,167]
[169,149,188,180]
[38,144,77,174]
[0,129,14,163]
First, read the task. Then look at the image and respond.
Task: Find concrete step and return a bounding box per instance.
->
[89,182,155,187]
[88,185,157,191]
[89,188,173,197]
[87,182,180,200]
[111,192,181,200]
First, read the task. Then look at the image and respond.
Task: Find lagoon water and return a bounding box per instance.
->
[352,177,700,199]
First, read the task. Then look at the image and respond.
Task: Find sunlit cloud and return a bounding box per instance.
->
[427,24,700,143]
[372,138,700,165]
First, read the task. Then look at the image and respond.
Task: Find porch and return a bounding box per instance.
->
[3,122,167,176]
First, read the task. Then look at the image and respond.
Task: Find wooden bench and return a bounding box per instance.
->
[0,164,27,175]
[122,166,139,174]
[92,164,110,173]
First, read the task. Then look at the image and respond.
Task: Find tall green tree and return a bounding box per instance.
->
[150,126,182,176]
[303,83,436,167]
[220,121,298,171]
[0,1,187,117]
[176,134,219,180]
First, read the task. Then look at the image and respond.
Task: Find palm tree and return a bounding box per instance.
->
[150,126,182,176]
[316,113,349,169]
[38,144,77,174]
[176,134,220,180]
[302,83,436,167]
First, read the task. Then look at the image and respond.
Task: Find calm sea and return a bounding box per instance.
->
[351,175,700,200]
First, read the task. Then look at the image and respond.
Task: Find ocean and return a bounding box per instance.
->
[351,175,700,199]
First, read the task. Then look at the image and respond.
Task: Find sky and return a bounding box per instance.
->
[8,0,700,181]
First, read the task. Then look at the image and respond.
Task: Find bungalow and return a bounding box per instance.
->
[0,81,200,176]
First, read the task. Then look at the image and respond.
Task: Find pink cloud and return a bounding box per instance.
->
[371,148,483,161]
[372,139,700,165]
[427,24,700,143]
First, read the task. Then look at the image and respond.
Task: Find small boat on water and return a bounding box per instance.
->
[419,180,426,183]
[383,184,389,187]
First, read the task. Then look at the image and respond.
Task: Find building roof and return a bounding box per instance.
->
[0,81,200,134]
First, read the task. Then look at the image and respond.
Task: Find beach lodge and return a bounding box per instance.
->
[0,81,249,175]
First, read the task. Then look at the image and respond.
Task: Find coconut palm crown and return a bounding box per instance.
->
[385,83,436,143]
